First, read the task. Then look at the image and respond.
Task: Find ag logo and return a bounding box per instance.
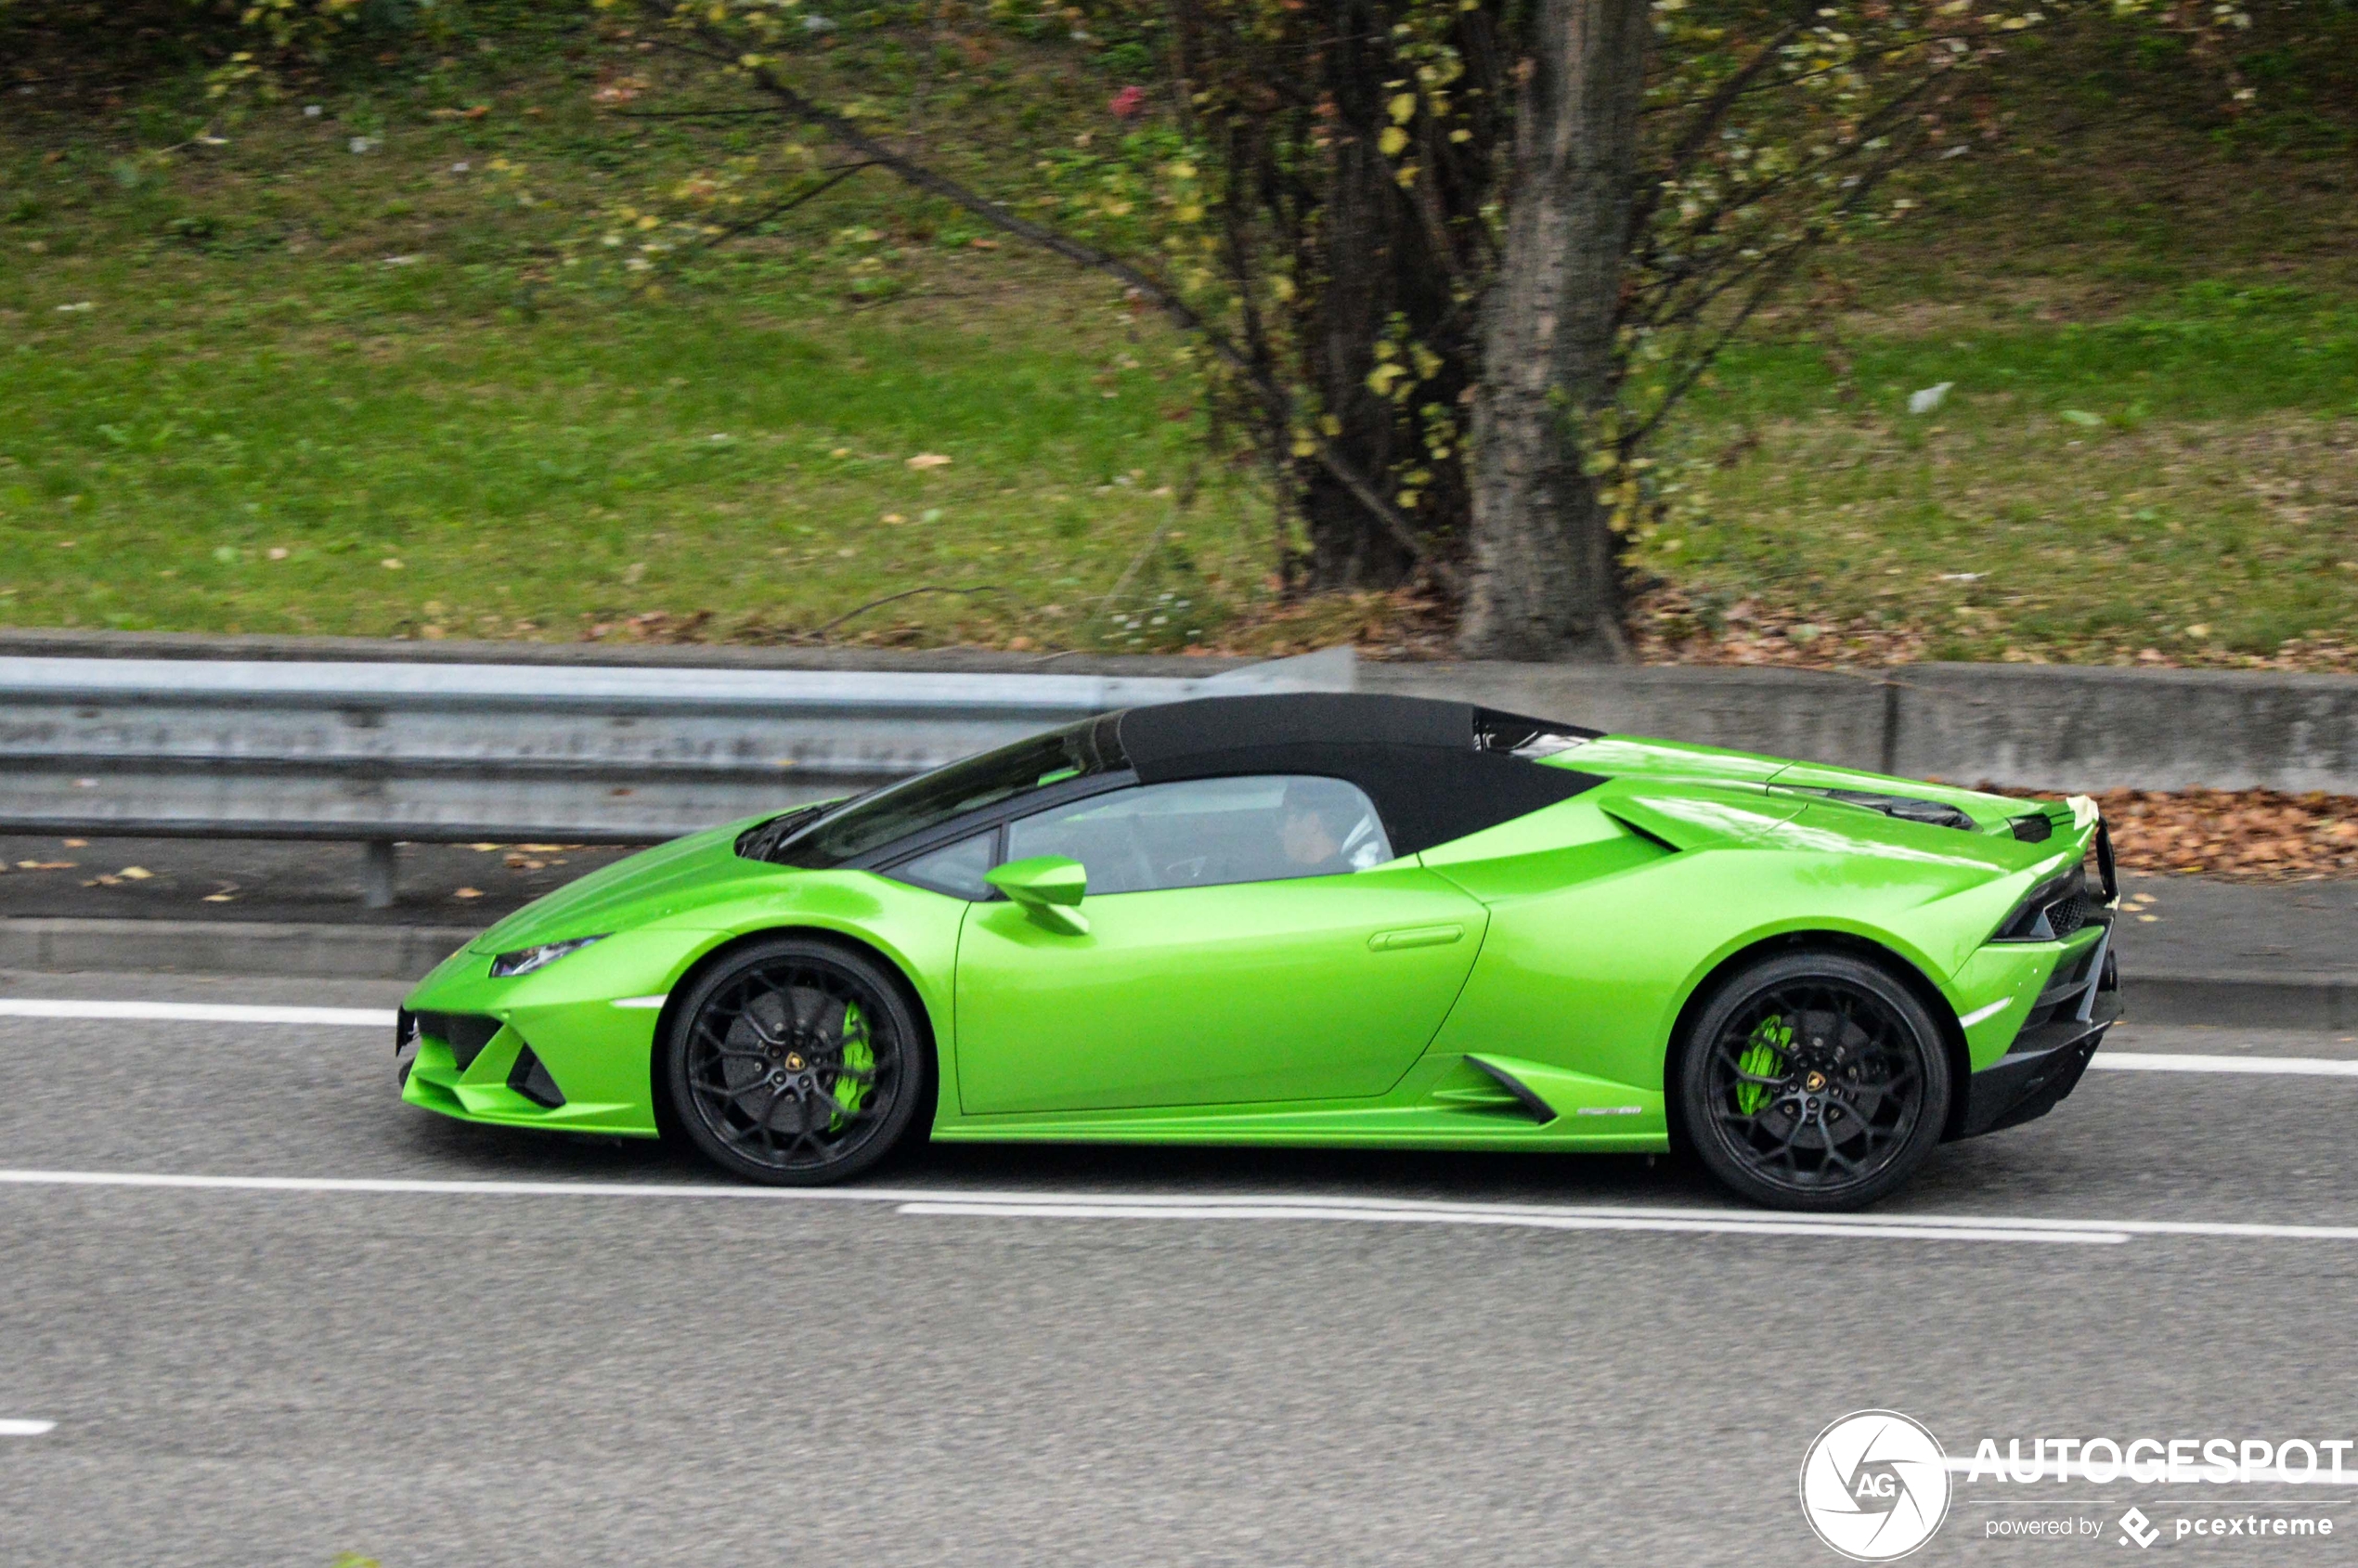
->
[1799,1409,1952,1562]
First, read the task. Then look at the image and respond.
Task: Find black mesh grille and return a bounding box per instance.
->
[2046,892,2091,937]
[413,1010,503,1070]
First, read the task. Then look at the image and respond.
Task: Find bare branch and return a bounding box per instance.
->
[1617,142,1914,453]
[810,585,1002,641]
[699,32,1457,591]
[696,161,879,248]
[1627,21,1804,240]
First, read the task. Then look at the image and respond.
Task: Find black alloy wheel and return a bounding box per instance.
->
[1678,951,1951,1212]
[666,937,928,1186]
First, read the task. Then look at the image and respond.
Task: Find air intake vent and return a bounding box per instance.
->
[2008,813,2054,843]
[507,1043,566,1109]
[413,1011,502,1071]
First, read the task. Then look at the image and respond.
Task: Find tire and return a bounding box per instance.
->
[665,936,929,1186]
[1676,950,1951,1212]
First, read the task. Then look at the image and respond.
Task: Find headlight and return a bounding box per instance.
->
[490,936,607,978]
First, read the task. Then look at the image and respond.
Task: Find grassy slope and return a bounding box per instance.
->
[2,16,2354,664]
[0,29,1268,651]
[1632,22,2358,669]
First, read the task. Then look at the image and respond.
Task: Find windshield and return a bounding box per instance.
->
[759,713,1129,869]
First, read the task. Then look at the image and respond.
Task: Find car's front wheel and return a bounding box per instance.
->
[1677,951,1952,1212]
[666,936,928,1186]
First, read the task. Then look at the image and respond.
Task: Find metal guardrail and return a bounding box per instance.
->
[0,647,1355,906]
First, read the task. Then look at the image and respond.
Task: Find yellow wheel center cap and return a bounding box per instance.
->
[785,1053,805,1071]
[1804,1070,1828,1092]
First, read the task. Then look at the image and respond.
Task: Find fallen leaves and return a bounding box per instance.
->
[904,452,952,471]
[1990,785,2358,882]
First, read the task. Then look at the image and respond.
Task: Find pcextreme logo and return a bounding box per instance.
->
[1800,1410,1954,1562]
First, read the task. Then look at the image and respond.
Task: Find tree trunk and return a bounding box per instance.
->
[1460,0,1649,660]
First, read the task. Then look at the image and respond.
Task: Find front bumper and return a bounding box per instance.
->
[1955,920,2121,1139]
[393,931,698,1139]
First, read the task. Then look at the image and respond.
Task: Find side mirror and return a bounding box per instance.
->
[985,854,1090,935]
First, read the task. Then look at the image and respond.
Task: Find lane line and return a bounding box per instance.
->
[1,1419,56,1437]
[2091,1052,2358,1077]
[12,1167,2358,1247]
[893,1200,2123,1245]
[0,1000,394,1028]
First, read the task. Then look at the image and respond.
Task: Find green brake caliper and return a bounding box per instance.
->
[828,1001,875,1130]
[1735,1016,1793,1116]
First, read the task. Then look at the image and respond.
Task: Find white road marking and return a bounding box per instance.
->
[14,1166,2358,1248]
[2092,1052,2358,1077]
[1,1419,56,1437]
[893,1200,2122,1245]
[0,1000,394,1028]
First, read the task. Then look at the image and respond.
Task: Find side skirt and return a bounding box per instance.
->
[928,1055,1671,1153]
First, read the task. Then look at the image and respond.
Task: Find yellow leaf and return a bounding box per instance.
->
[1269,275,1296,302]
[1389,93,1418,123]
[1377,125,1409,158]
[1318,414,1342,436]
[1291,435,1317,457]
[1393,162,1419,189]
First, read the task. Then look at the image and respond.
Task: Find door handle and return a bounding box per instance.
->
[1367,924,1463,952]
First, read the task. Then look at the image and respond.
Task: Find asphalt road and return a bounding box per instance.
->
[3,970,2355,1566]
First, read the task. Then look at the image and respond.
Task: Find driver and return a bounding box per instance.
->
[1278,780,1388,875]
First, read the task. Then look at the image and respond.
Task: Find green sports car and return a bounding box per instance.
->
[395,693,2119,1210]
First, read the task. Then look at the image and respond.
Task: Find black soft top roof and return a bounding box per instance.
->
[1113,693,1602,856]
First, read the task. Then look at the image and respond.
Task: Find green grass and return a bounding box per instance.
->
[2,249,1260,648]
[0,47,1276,651]
[2,13,2354,666]
[1633,284,2358,666]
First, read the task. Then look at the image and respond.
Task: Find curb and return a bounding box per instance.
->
[2,919,2350,1028]
[2119,969,2358,1031]
[0,918,475,982]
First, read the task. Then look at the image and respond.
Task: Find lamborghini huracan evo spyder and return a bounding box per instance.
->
[395,693,2120,1211]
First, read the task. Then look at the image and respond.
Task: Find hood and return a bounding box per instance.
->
[466,816,782,954]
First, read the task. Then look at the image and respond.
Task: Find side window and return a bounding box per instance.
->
[886,831,998,900]
[1006,775,1392,895]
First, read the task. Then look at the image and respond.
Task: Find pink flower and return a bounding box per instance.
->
[1109,84,1147,121]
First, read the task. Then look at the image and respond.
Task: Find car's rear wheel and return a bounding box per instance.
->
[1677,951,1951,1212]
[666,937,927,1186]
